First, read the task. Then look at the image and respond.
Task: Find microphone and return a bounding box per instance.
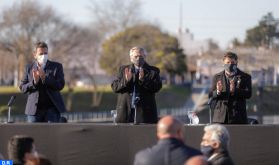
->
[208,97,213,124]
[7,95,16,107]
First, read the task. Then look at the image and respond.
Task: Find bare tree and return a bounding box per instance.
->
[88,0,143,37]
[0,0,105,111]
[69,28,104,107]
[0,0,69,86]
[0,51,15,85]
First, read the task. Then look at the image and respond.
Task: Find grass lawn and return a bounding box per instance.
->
[0,85,190,116]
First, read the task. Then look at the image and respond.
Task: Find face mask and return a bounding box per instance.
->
[224,64,237,73]
[37,54,48,65]
[131,56,145,67]
[200,145,214,158]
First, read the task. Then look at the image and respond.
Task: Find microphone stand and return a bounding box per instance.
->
[132,86,140,125]
[208,97,213,124]
[8,106,12,123]
[132,67,141,125]
[132,85,137,124]
[6,95,16,123]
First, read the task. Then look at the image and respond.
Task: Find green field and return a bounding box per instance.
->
[0,85,191,116]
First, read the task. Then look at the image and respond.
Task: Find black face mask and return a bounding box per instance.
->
[224,64,237,73]
[132,57,145,67]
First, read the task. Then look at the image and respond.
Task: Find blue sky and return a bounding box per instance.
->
[1,0,279,48]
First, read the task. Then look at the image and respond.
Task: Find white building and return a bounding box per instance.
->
[177,28,210,56]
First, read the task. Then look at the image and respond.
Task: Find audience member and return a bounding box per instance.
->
[134,115,201,165]
[7,135,38,165]
[200,124,234,165]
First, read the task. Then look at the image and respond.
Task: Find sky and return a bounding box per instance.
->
[1,0,279,48]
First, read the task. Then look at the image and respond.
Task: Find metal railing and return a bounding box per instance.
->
[1,109,279,124]
[0,107,190,123]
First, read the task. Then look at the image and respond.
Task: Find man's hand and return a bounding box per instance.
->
[216,80,222,94]
[139,67,144,81]
[124,67,132,81]
[230,80,235,94]
[32,69,40,84]
[37,64,46,81]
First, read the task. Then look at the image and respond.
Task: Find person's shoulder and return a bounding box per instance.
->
[213,71,224,78]
[48,60,62,66]
[135,148,149,157]
[136,142,164,158]
[184,145,202,156]
[169,139,201,156]
[211,153,234,165]
[145,63,160,72]
[118,64,131,71]
[134,147,154,164]
[237,69,251,78]
[216,70,224,76]
[149,65,160,71]
[25,61,35,68]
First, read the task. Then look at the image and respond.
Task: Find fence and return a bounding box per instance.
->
[1,109,279,124]
[0,108,190,123]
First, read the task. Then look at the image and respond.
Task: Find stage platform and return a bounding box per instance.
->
[0,123,278,165]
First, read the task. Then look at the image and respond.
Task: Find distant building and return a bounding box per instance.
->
[177,28,209,55]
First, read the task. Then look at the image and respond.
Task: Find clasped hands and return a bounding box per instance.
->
[32,64,46,84]
[124,67,144,81]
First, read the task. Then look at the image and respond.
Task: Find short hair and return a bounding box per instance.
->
[204,124,230,150]
[8,135,34,164]
[129,47,147,56]
[223,51,238,61]
[34,41,48,51]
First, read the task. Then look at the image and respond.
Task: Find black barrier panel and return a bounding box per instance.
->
[0,124,279,165]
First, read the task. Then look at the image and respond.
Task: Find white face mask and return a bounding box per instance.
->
[37,54,48,66]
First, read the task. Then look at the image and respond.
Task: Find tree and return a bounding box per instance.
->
[0,1,104,110]
[207,39,219,51]
[65,27,104,108]
[100,24,187,84]
[88,0,143,37]
[0,51,15,85]
[231,38,242,48]
[0,0,77,86]
[244,12,279,48]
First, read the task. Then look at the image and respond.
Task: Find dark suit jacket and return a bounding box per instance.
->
[209,150,234,165]
[209,69,252,124]
[19,60,66,115]
[134,138,202,165]
[111,63,162,123]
